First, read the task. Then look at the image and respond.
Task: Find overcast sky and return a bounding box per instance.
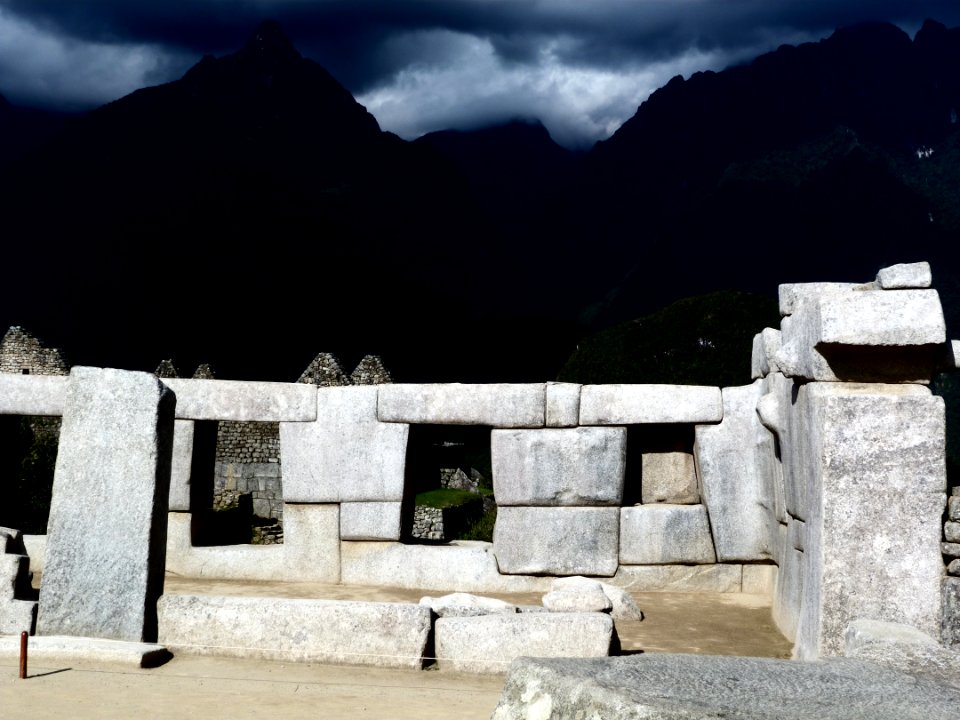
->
[1,1,959,149]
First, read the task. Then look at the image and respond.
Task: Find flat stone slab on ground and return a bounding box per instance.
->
[0,635,171,668]
[491,653,960,719]
[434,612,613,674]
[158,594,432,669]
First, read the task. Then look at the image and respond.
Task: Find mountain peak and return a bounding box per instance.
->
[242,20,301,65]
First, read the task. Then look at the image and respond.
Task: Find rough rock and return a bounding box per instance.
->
[419,592,518,617]
[619,504,716,565]
[876,261,932,289]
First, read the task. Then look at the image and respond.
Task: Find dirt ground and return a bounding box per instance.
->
[1,577,792,720]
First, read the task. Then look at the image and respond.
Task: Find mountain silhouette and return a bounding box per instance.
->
[2,19,960,382]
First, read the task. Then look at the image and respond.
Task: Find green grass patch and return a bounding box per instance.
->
[414,488,482,509]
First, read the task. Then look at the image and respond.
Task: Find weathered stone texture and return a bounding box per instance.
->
[579,384,722,425]
[619,504,716,565]
[491,427,626,506]
[610,564,743,593]
[545,382,581,427]
[792,383,946,659]
[340,502,402,541]
[38,367,174,643]
[158,595,431,668]
[944,577,960,648]
[751,327,782,379]
[377,383,546,427]
[694,381,779,561]
[162,378,317,421]
[493,507,620,576]
[876,261,932,289]
[281,386,409,502]
[435,613,613,674]
[0,374,68,416]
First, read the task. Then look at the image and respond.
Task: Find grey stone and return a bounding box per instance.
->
[377,383,546,427]
[341,540,551,593]
[949,559,960,575]
[773,525,805,643]
[434,613,613,674]
[419,592,518,617]
[161,378,317,421]
[544,576,644,621]
[876,261,932,289]
[545,382,581,427]
[949,495,960,521]
[21,535,45,573]
[490,654,960,720]
[0,552,29,599]
[944,577,960,648]
[165,505,340,582]
[619,504,716,565]
[280,386,409,502]
[0,598,36,634]
[493,507,620,576]
[609,564,743,593]
[776,290,946,382]
[694,381,779,561]
[0,374,67,416]
[167,419,194,512]
[943,542,960,557]
[158,595,431,669]
[845,619,960,691]
[641,451,699,504]
[339,502,402,541]
[491,427,626,506]
[542,583,612,613]
[778,281,860,316]
[945,521,960,543]
[0,635,171,668]
[751,328,782,379]
[579,384,723,425]
[38,367,174,643]
[789,383,946,660]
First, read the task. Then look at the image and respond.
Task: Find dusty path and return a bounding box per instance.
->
[2,584,791,719]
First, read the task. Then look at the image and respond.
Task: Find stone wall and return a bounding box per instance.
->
[1,262,957,661]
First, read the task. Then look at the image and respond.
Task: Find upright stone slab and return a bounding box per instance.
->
[619,505,716,565]
[790,383,946,660]
[694,381,779,561]
[280,386,409,502]
[38,367,174,642]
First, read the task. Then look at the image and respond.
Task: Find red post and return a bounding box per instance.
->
[19,631,27,679]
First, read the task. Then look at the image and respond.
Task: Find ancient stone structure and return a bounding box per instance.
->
[0,261,957,677]
[0,326,68,376]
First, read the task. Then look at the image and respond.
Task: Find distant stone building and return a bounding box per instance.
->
[0,327,69,376]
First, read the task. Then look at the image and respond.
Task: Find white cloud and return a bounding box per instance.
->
[357,28,811,149]
[0,8,186,109]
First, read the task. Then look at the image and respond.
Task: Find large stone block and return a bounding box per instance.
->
[341,540,551,593]
[340,502,402,541]
[377,383,546,427]
[619,505,716,565]
[491,427,626,506]
[579,385,722,425]
[776,289,946,382]
[38,367,174,643]
[491,653,960,720]
[791,383,946,660]
[434,613,613,674]
[161,378,316,421]
[778,282,861,316]
[493,507,620,576]
[0,374,67,416]
[694,381,779,561]
[280,386,409,502]
[158,595,431,669]
[545,382,581,428]
[641,451,699,504]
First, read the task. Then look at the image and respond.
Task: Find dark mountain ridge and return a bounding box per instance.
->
[3,18,960,382]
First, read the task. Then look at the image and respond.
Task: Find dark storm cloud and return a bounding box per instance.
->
[2,1,960,146]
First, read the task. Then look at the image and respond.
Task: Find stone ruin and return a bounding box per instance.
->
[0,261,959,711]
